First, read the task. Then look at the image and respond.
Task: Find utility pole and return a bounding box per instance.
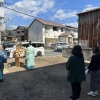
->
[0,0,5,44]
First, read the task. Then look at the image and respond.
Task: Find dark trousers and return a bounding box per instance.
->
[71,82,81,100]
[90,70,99,91]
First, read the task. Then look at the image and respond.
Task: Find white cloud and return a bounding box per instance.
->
[4,0,55,19]
[64,22,78,28]
[9,25,17,29]
[82,4,99,12]
[51,9,78,20]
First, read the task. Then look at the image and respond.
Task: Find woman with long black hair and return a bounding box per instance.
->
[66,45,86,100]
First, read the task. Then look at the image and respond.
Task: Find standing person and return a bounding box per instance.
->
[0,45,7,82]
[66,45,86,100]
[26,41,35,70]
[87,46,100,96]
[3,44,7,62]
[98,42,100,88]
[99,70,100,88]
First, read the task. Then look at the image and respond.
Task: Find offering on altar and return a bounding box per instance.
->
[14,43,26,58]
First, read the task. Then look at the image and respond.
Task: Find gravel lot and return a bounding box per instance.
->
[0,56,100,100]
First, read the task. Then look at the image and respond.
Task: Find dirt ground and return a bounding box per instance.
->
[0,56,100,100]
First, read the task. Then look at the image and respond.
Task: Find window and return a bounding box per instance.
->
[68,29,70,32]
[53,27,58,31]
[32,43,44,47]
[68,29,71,32]
[22,43,29,48]
[74,30,78,32]
[61,28,63,32]
[17,31,20,33]
[32,43,37,47]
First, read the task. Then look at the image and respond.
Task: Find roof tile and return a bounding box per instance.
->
[36,18,65,28]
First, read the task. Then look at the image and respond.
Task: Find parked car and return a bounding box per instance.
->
[4,43,15,48]
[51,42,70,50]
[5,42,45,58]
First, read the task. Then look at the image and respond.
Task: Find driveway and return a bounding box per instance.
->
[45,50,62,56]
[1,57,100,100]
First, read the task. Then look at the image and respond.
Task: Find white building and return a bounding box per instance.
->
[0,0,4,44]
[58,33,74,46]
[28,18,66,45]
[66,26,78,44]
[28,18,78,46]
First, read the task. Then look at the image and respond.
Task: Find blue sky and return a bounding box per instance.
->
[3,0,100,29]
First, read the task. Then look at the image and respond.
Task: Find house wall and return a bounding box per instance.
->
[58,35,73,44]
[28,20,44,43]
[43,26,66,38]
[58,37,67,43]
[43,25,66,45]
[78,9,100,48]
[24,29,28,41]
[0,8,4,18]
[28,19,77,46]
[66,28,78,44]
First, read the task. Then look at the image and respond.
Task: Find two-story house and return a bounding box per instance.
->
[58,26,78,47]
[28,18,66,46]
[15,26,28,41]
[66,25,78,44]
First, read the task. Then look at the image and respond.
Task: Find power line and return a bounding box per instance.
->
[3,6,36,18]
[4,1,31,13]
[3,1,79,25]
[3,5,78,24]
[4,1,62,22]
[4,1,80,18]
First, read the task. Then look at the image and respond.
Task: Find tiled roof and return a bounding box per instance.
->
[58,33,75,37]
[30,18,65,28]
[65,25,78,29]
[2,30,24,37]
[17,26,28,30]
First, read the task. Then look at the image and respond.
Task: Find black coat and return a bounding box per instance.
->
[66,55,86,83]
[88,54,100,71]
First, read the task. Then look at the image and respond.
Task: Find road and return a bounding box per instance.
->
[45,50,62,56]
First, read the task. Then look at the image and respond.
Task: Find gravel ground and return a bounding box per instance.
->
[0,56,100,100]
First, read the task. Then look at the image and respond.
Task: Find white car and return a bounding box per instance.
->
[51,42,70,50]
[5,42,45,58]
[5,44,16,58]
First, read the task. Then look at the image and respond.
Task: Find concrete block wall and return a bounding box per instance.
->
[62,48,93,60]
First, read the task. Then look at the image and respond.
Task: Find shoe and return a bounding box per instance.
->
[68,96,73,100]
[87,91,96,96]
[93,91,98,95]
[68,96,79,100]
[0,79,3,82]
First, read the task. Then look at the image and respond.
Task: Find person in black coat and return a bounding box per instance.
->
[66,45,86,100]
[87,46,100,96]
[98,42,100,88]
